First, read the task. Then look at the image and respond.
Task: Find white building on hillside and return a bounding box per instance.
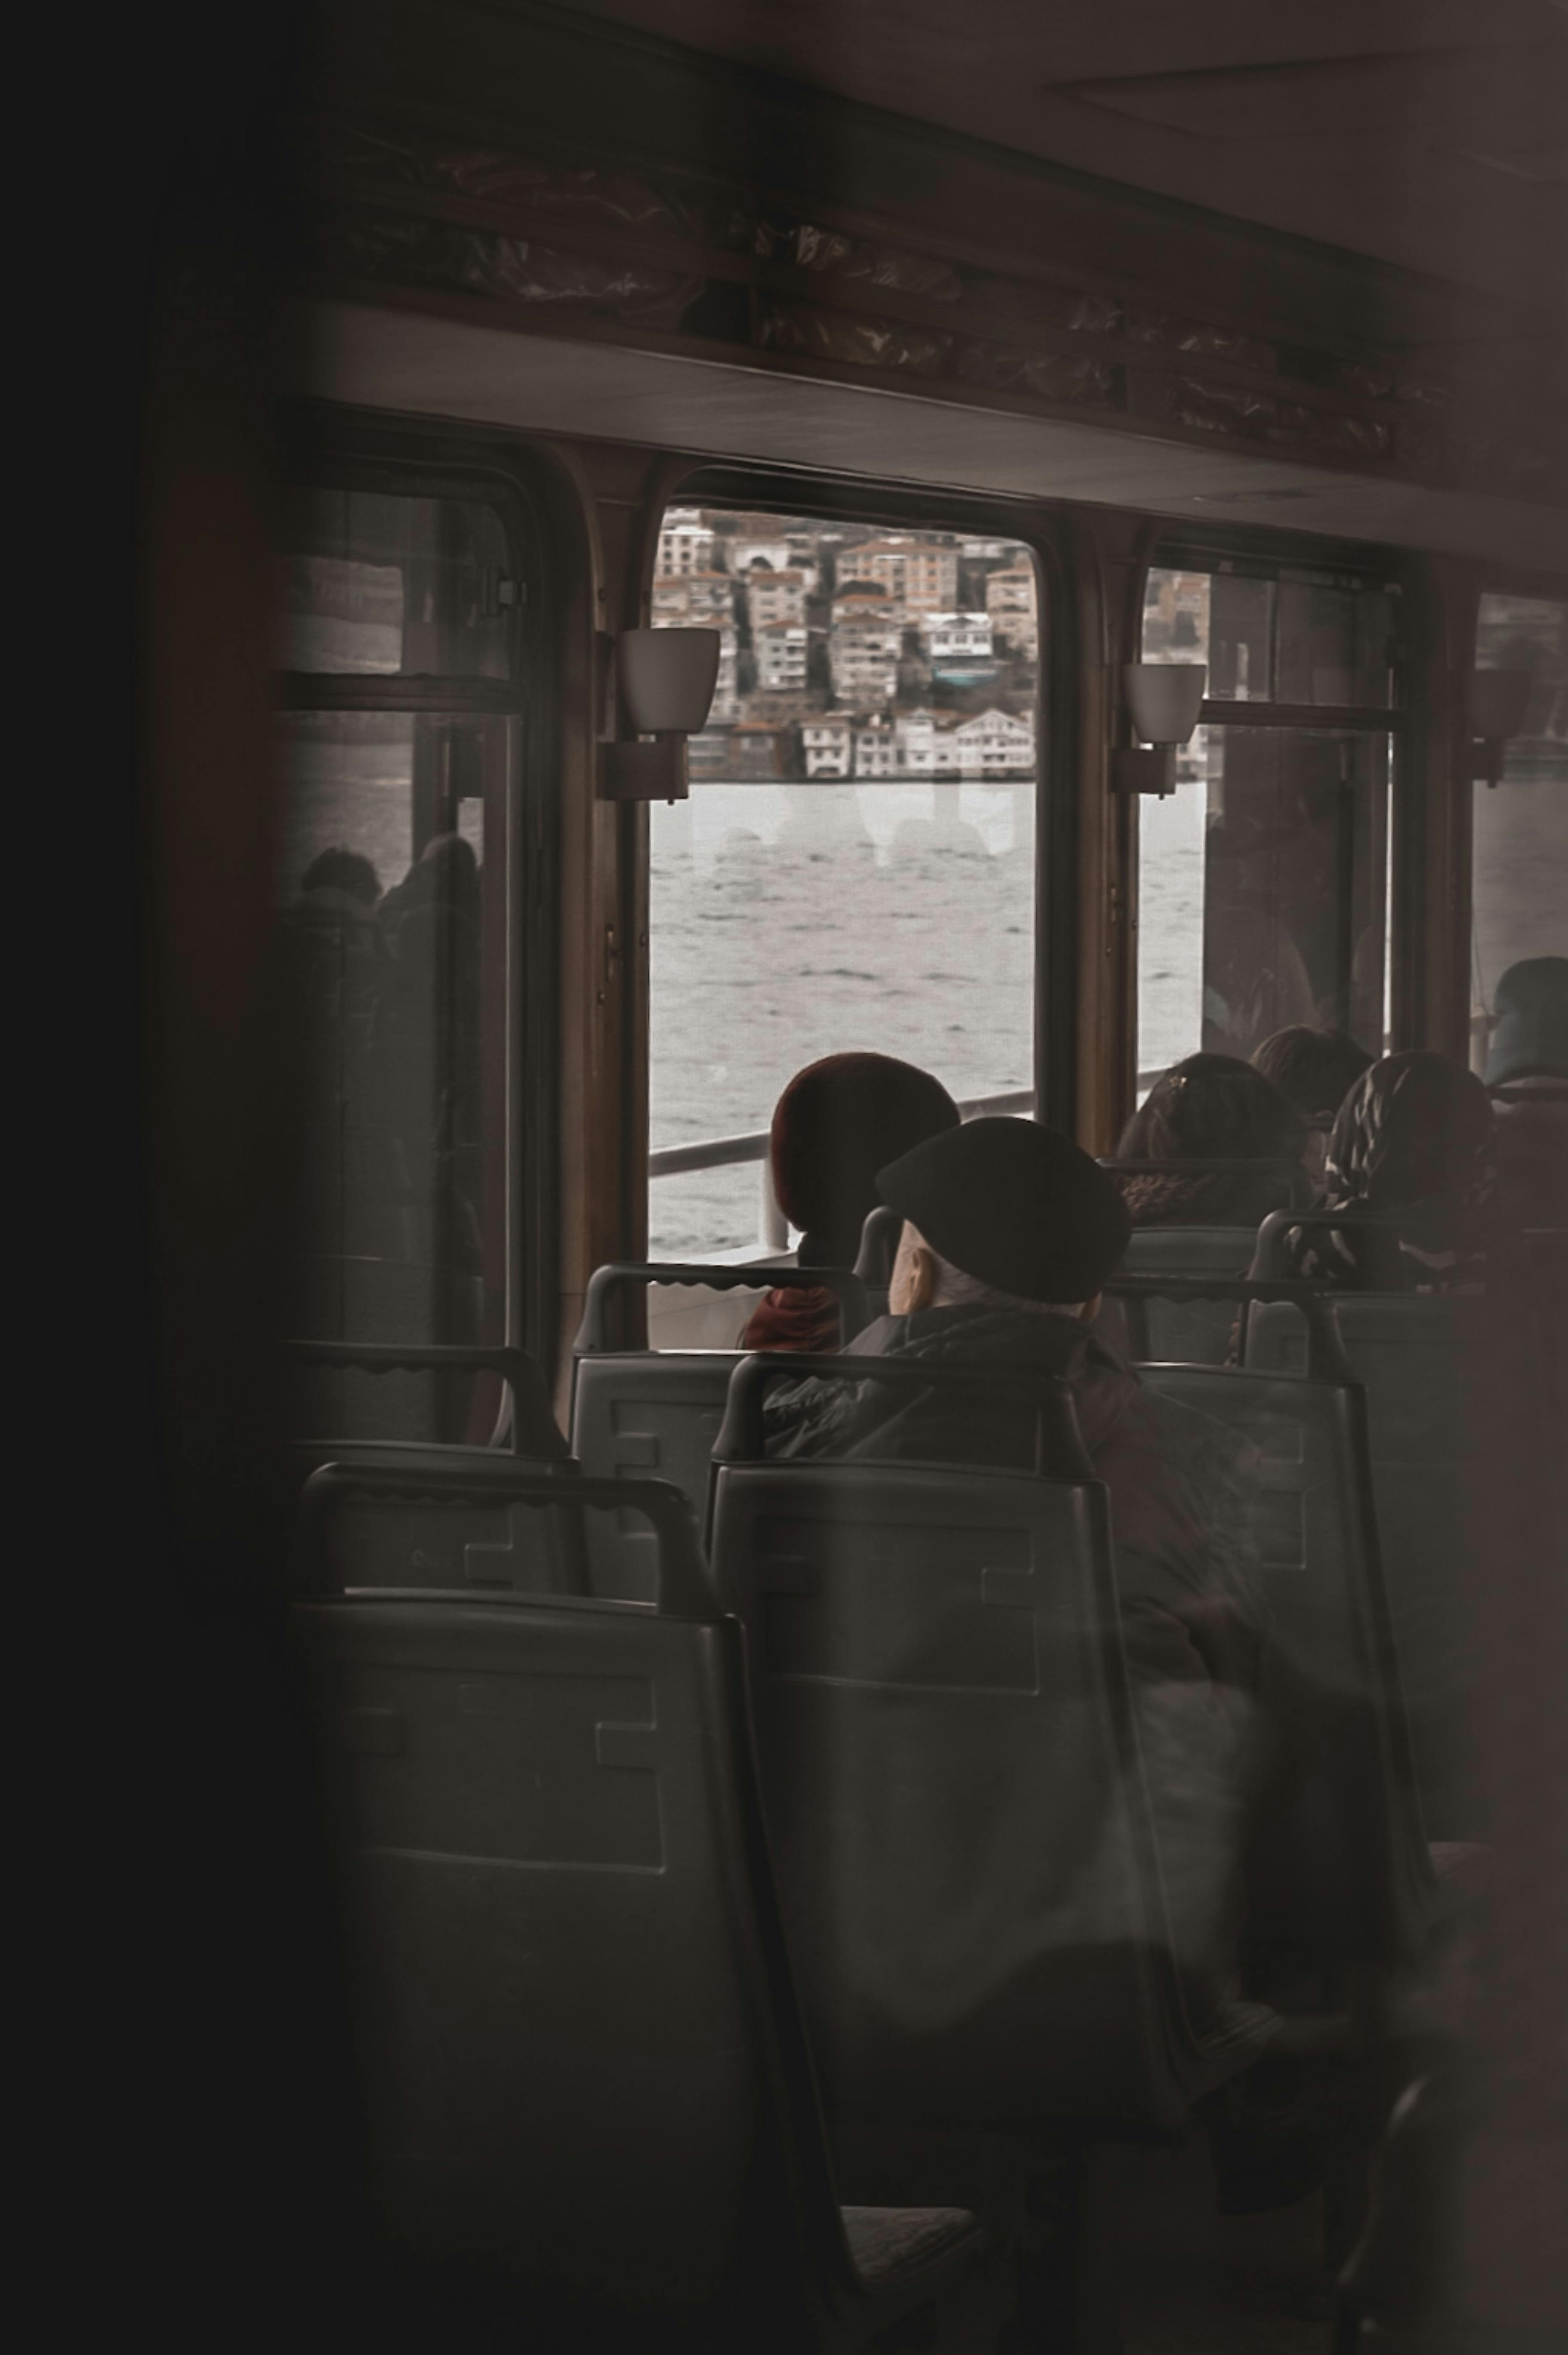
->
[854,717,898,777]
[656,513,719,577]
[755,621,810,692]
[895,707,963,773]
[801,714,854,778]
[920,610,994,662]
[951,708,1035,774]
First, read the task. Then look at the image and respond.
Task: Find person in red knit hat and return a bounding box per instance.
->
[738,1051,960,1352]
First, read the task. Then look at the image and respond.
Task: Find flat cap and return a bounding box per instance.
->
[877,1116,1131,1303]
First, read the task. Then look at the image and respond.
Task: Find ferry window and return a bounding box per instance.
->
[1137,562,1397,1091]
[274,482,526,1440]
[648,507,1041,1258]
[1470,592,1568,1072]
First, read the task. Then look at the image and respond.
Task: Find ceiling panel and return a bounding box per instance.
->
[548,0,1568,304]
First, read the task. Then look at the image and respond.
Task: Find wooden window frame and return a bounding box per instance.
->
[275,405,560,1372]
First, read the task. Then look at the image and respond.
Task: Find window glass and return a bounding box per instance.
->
[1138,724,1389,1082]
[649,509,1040,1258]
[1470,592,1568,1069]
[1142,565,1395,707]
[279,490,512,678]
[274,707,511,1438]
[1139,565,1395,1092]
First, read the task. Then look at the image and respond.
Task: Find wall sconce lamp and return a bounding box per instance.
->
[599,627,721,802]
[1467,668,1532,788]
[1111,664,1207,797]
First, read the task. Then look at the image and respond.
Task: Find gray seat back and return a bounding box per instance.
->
[571,1264,868,1599]
[1135,1363,1432,1961]
[709,1356,1247,2131]
[1117,1229,1264,1361]
[1246,1283,1499,1838]
[292,1465,871,2346]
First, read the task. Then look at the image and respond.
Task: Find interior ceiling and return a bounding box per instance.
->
[550,0,1568,326]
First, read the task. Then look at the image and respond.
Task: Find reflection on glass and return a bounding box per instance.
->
[1137,726,1389,1081]
[649,509,1041,1258]
[1471,593,1568,1068]
[278,490,512,678]
[1143,566,1395,707]
[273,710,507,1436]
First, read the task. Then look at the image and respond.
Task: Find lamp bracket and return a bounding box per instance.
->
[1111,746,1178,797]
[600,737,690,803]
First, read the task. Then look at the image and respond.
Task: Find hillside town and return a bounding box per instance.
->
[652,508,1040,782]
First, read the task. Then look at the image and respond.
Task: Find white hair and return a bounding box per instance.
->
[929,1251,1072,1317]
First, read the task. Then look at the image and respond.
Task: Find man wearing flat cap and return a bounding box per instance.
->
[765,1119,1275,2077]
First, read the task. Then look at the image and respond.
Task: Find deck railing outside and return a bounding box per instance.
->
[650,1079,1166,1252]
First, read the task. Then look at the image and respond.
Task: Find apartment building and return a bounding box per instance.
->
[849,538,960,614]
[755,621,810,692]
[744,567,809,629]
[656,512,720,576]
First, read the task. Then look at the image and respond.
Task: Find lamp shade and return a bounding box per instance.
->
[1124,663,1207,746]
[1467,668,1532,741]
[619,628,721,734]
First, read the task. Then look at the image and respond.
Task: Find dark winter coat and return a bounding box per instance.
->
[763,1302,1276,2045]
[1269,1052,1499,1292]
[1116,1165,1293,1230]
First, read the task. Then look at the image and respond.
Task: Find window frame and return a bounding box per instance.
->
[1466,573,1568,1067]
[642,463,1079,1164]
[274,406,559,1372]
[1136,531,1411,1071]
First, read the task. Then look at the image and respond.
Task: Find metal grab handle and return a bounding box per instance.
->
[1250,1206,1452,1283]
[299,1462,714,1616]
[574,1262,869,1354]
[1102,1273,1353,1383]
[283,1341,567,1459]
[714,1350,1095,1481]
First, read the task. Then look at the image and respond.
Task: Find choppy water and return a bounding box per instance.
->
[648,781,1212,1257]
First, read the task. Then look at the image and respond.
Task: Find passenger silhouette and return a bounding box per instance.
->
[297,845,381,911]
[763,1117,1275,2056]
[1483,957,1568,1229]
[1252,1026,1374,1184]
[738,1052,960,1352]
[1265,1052,1500,1291]
[377,832,483,1151]
[378,830,480,933]
[1116,1052,1306,1224]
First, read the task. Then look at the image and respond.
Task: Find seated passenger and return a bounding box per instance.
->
[1263,1051,1499,1292]
[296,845,381,915]
[1114,1052,1306,1226]
[379,831,482,941]
[764,1117,1276,2053]
[1484,956,1568,1228]
[737,1052,960,1352]
[1251,1026,1374,1185]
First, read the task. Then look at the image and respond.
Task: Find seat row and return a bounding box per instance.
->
[282,1283,1476,2346]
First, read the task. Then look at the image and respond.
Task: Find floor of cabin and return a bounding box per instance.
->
[926,2132,1331,2352]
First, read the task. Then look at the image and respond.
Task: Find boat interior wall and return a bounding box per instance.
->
[297,299,1566,572]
